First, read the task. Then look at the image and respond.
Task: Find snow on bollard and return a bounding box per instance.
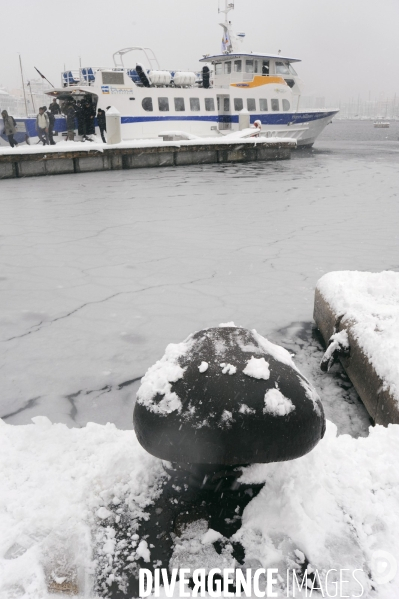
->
[133,324,326,468]
[105,106,121,144]
[238,109,250,131]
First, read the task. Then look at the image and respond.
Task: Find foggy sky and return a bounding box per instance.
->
[1,0,398,104]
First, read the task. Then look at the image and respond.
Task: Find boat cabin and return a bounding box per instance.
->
[200,52,301,90]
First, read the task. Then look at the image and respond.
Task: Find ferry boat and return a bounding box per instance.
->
[373,120,390,128]
[1,2,338,147]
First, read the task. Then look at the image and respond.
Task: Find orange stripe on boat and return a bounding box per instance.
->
[230,76,287,88]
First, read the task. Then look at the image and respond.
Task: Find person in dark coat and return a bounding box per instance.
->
[97,108,106,142]
[42,106,56,145]
[49,98,61,115]
[1,110,18,147]
[74,101,84,136]
[82,100,95,138]
[66,103,76,141]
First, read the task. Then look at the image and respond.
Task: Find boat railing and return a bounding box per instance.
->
[61,66,204,89]
[61,66,127,87]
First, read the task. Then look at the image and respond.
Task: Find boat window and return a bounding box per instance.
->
[260,99,268,111]
[142,97,153,112]
[262,61,270,76]
[247,98,256,112]
[234,60,242,73]
[254,61,259,73]
[158,97,169,112]
[224,62,232,74]
[245,60,254,74]
[215,63,223,75]
[205,98,215,111]
[190,98,200,111]
[289,64,298,76]
[174,97,185,111]
[282,99,290,111]
[102,72,124,85]
[271,99,279,111]
[223,98,230,111]
[275,61,291,75]
[234,98,243,111]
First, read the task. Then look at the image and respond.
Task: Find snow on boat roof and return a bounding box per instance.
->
[200,53,301,63]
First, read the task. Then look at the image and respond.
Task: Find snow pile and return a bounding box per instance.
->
[239,404,255,415]
[317,271,399,403]
[321,329,350,371]
[198,361,209,373]
[1,418,399,597]
[263,387,295,416]
[238,421,399,598]
[220,363,237,375]
[136,338,194,415]
[220,410,234,426]
[237,329,300,372]
[243,356,270,380]
[0,418,163,598]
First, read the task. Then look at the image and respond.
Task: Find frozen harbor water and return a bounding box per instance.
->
[1,121,398,433]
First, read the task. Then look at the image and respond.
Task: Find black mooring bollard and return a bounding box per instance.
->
[103,326,326,599]
[134,324,326,471]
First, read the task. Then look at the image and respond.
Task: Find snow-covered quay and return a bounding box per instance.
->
[315,271,399,425]
[1,417,399,597]
[1,122,399,597]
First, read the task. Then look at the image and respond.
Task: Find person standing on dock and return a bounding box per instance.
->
[49,98,61,115]
[1,110,19,148]
[36,107,49,145]
[42,106,56,145]
[97,108,106,143]
[82,99,95,140]
[66,103,76,141]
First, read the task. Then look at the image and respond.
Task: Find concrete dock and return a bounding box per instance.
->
[314,271,399,426]
[0,138,294,179]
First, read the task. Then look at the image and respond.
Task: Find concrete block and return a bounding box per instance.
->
[18,160,46,177]
[257,146,290,161]
[110,154,123,170]
[45,159,74,174]
[125,152,174,169]
[218,147,257,163]
[314,288,399,426]
[175,150,217,166]
[0,162,15,179]
[77,156,108,172]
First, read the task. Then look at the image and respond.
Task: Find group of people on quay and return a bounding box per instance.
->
[1,98,107,148]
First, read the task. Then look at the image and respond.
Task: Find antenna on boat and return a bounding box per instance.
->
[218,1,244,54]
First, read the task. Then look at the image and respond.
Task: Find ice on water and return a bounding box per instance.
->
[1,123,399,596]
[1,129,398,431]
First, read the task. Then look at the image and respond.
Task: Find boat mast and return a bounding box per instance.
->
[18,54,29,118]
[219,1,236,53]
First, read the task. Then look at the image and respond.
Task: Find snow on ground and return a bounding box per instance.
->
[0,418,163,598]
[1,418,399,598]
[316,271,399,404]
